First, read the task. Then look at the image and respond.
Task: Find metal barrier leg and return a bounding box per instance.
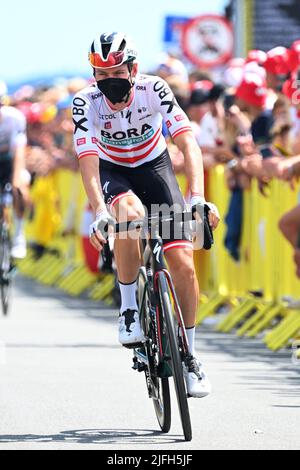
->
[215,298,257,333]
[196,293,228,325]
[264,311,300,350]
[246,305,282,337]
[88,275,115,301]
[236,303,274,337]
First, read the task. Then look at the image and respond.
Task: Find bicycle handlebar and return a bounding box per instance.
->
[99,209,214,251]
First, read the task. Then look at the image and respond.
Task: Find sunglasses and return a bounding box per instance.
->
[89,51,124,68]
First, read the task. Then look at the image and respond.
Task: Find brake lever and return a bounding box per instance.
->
[203,205,214,250]
[192,205,214,250]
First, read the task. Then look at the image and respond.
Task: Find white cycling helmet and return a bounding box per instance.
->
[89,32,137,69]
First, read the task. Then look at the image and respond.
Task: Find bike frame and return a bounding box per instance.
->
[133,220,190,374]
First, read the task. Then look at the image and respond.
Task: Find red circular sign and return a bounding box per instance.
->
[182,15,234,68]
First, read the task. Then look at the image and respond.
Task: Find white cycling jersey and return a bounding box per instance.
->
[0,106,27,160]
[72,74,192,168]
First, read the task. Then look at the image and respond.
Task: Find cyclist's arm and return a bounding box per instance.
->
[79,156,106,216]
[72,92,106,216]
[173,131,205,198]
[149,76,204,196]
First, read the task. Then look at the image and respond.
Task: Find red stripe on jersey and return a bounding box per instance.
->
[78,151,99,160]
[103,127,161,154]
[96,129,162,164]
[171,127,192,139]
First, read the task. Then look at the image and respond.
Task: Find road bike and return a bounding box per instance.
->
[102,208,213,441]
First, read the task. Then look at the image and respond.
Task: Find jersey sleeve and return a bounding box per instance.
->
[72,92,99,160]
[148,77,193,140]
[11,110,27,151]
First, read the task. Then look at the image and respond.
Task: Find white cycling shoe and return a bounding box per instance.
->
[183,356,212,398]
[118,309,145,347]
[11,234,27,259]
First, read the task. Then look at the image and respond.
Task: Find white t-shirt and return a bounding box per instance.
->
[195,112,219,148]
[0,106,27,160]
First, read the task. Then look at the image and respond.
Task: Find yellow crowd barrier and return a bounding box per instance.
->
[18,166,300,350]
[195,166,300,350]
[19,169,114,302]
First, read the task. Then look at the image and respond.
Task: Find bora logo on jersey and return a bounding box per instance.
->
[101,124,154,146]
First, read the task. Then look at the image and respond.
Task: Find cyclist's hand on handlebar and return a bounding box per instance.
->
[190,195,220,230]
[89,210,114,252]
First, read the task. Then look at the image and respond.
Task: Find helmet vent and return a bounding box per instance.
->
[102,43,111,60]
[119,39,126,52]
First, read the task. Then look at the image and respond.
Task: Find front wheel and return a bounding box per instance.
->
[0,227,11,316]
[157,271,192,442]
[137,267,171,433]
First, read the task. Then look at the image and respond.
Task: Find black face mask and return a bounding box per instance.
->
[97,77,132,104]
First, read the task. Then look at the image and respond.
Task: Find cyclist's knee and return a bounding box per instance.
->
[165,249,196,280]
[112,195,145,222]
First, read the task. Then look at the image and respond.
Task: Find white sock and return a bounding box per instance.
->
[14,216,25,238]
[119,280,138,314]
[186,326,196,357]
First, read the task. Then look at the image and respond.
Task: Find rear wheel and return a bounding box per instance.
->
[1,282,10,316]
[137,267,171,433]
[157,271,192,442]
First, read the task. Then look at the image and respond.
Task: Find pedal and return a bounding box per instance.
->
[2,265,17,283]
[132,357,146,372]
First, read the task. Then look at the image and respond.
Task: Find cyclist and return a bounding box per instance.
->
[72,33,220,398]
[0,81,28,259]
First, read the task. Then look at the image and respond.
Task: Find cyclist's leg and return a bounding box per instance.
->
[164,248,198,330]
[100,161,145,344]
[131,150,198,329]
[164,246,211,398]
[13,169,30,217]
[110,192,145,284]
[0,160,12,223]
[130,151,211,391]
[100,161,145,284]
[11,168,30,259]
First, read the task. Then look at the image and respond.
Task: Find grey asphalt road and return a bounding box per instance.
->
[0,275,299,450]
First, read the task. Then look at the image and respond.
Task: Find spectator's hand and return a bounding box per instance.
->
[261,156,284,178]
[202,154,217,170]
[240,154,263,177]
[258,180,270,197]
[214,146,238,163]
[236,134,257,157]
[226,105,251,134]
[26,147,55,176]
[276,159,296,181]
[292,131,300,155]
[240,155,283,180]
[61,119,74,133]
